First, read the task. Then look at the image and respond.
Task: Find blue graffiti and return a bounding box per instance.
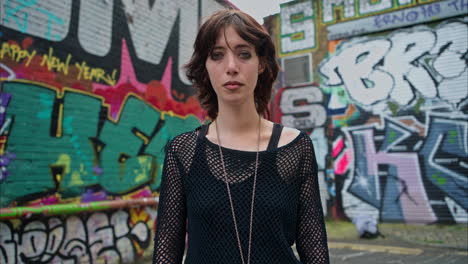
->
[418,115,468,210]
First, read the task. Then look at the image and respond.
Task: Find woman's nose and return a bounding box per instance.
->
[225,53,238,75]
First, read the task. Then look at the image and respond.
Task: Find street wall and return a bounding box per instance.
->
[0,0,226,263]
[268,0,467,224]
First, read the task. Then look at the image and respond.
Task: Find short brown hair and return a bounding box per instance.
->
[185,9,279,120]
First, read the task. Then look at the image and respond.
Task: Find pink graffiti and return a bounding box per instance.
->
[91,39,204,120]
[359,129,436,223]
[92,39,173,119]
[160,56,173,99]
[335,149,350,175]
[29,196,59,206]
[128,188,153,199]
[332,138,344,158]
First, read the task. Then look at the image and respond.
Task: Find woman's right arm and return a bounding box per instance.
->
[152,140,187,264]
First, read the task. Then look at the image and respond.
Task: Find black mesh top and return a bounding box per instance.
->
[152,124,329,264]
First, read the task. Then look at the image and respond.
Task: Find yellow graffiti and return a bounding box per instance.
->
[75,61,117,86]
[134,130,149,145]
[291,32,305,41]
[0,42,37,66]
[0,136,7,155]
[134,156,152,183]
[1,42,117,86]
[71,163,87,186]
[54,154,86,186]
[40,47,72,75]
[129,208,151,255]
[55,154,72,174]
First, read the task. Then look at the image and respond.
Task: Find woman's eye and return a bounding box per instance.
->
[210,52,223,60]
[239,51,251,59]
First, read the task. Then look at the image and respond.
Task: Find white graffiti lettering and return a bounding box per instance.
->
[0,0,224,85]
[381,29,437,104]
[280,1,316,54]
[322,0,415,23]
[320,38,393,106]
[2,0,71,41]
[122,0,198,84]
[319,21,468,108]
[280,86,327,129]
[322,0,356,23]
[0,210,152,264]
[359,0,392,15]
[78,0,114,56]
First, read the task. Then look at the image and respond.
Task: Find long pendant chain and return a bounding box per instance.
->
[215,117,260,264]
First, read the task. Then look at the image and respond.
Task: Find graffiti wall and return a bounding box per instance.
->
[1,0,227,262]
[0,208,155,263]
[324,18,468,224]
[269,0,467,223]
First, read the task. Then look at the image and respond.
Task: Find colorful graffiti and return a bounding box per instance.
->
[279,0,316,56]
[0,0,227,262]
[320,20,467,111]
[321,0,442,24]
[320,18,468,223]
[0,81,200,207]
[269,2,467,222]
[272,84,330,215]
[0,208,155,264]
[0,0,229,207]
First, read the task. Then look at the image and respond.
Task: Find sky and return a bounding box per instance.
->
[227,0,292,23]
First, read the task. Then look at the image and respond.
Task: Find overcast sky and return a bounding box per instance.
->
[228,0,292,23]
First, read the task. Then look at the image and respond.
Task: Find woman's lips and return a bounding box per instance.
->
[223,81,243,90]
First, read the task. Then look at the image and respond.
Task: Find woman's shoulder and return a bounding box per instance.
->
[277,124,303,148]
[166,126,203,153]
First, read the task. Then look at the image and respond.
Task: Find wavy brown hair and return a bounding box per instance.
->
[185,9,279,120]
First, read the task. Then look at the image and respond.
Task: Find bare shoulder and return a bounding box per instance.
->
[278,125,301,148]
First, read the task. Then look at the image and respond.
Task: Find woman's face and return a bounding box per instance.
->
[205,25,262,108]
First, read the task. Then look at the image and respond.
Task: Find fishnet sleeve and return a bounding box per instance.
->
[152,139,187,264]
[296,137,330,263]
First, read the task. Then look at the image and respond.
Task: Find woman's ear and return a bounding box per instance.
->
[258,60,265,74]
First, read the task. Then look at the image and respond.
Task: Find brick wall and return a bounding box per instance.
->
[267,0,467,224]
[0,0,226,263]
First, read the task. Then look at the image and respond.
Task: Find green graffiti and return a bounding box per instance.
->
[413,97,425,114]
[0,81,200,207]
[99,96,161,193]
[431,172,446,185]
[320,84,351,109]
[145,113,201,188]
[448,130,457,144]
[388,130,396,143]
[60,90,102,196]
[387,101,399,116]
[2,83,63,205]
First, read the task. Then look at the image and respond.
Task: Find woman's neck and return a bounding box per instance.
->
[207,102,274,151]
[215,103,260,136]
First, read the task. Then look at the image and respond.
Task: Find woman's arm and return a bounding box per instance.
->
[152,140,187,264]
[296,137,330,264]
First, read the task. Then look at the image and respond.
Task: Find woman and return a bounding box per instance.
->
[153,9,329,264]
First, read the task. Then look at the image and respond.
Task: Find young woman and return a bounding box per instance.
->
[152,9,329,264]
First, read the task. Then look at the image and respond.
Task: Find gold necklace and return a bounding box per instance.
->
[215,116,260,264]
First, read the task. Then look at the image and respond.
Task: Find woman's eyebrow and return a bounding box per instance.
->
[233,44,252,49]
[213,44,252,50]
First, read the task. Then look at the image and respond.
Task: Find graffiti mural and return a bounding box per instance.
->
[0,208,154,264]
[320,20,468,110]
[320,18,468,223]
[279,0,316,56]
[321,0,442,24]
[0,0,226,262]
[1,81,200,207]
[272,84,330,215]
[0,0,228,206]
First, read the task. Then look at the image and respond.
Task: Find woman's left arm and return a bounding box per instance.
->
[296,137,330,264]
